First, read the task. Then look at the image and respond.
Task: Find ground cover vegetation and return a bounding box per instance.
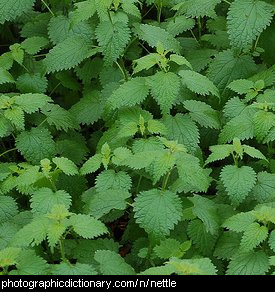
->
[0,0,274,275]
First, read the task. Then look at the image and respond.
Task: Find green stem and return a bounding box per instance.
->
[38,117,48,128]
[253,34,260,51]
[223,0,231,4]
[145,235,155,268]
[190,29,199,43]
[162,170,172,191]
[0,148,16,158]
[136,174,143,194]
[59,238,68,263]
[49,177,57,192]
[197,17,202,39]
[108,10,113,25]
[41,0,55,17]
[21,63,30,73]
[50,82,61,96]
[232,154,238,167]
[115,61,128,81]
[142,5,155,20]
[33,53,47,58]
[157,4,162,23]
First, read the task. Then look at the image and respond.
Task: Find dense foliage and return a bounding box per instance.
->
[0,0,274,276]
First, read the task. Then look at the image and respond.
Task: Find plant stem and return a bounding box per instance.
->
[157,4,162,23]
[59,238,68,263]
[115,61,128,81]
[142,5,155,20]
[232,154,238,167]
[197,17,202,39]
[37,117,48,128]
[253,34,260,51]
[49,82,61,96]
[0,148,16,158]
[162,170,172,191]
[41,0,55,17]
[136,174,143,194]
[190,29,199,43]
[108,10,113,25]
[49,177,57,192]
[223,0,231,4]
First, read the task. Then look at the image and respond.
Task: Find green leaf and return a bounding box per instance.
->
[166,15,195,36]
[87,189,131,219]
[133,189,182,238]
[16,73,48,94]
[163,114,199,153]
[47,221,66,250]
[189,195,220,235]
[183,100,220,129]
[175,0,221,18]
[227,0,273,49]
[70,91,104,125]
[154,239,191,259]
[94,250,135,275]
[14,93,51,114]
[0,247,21,268]
[52,157,78,176]
[10,250,49,275]
[137,24,181,54]
[223,212,256,232]
[243,145,267,161]
[179,70,219,97]
[151,151,175,184]
[51,262,97,275]
[214,231,241,260]
[167,257,217,275]
[240,222,268,251]
[44,36,94,73]
[107,77,149,109]
[220,165,257,205]
[12,216,50,247]
[71,0,96,24]
[95,170,132,192]
[176,153,211,193]
[0,68,15,85]
[205,144,233,165]
[227,79,254,94]
[80,154,102,175]
[69,214,108,239]
[133,53,161,74]
[268,230,275,252]
[187,219,218,256]
[251,172,275,203]
[0,0,35,24]
[48,15,93,45]
[207,49,257,94]
[21,36,49,55]
[30,188,71,215]
[0,196,18,224]
[4,106,24,130]
[96,21,130,65]
[253,110,275,141]
[227,251,270,275]
[219,110,255,143]
[16,127,56,164]
[148,71,181,114]
[42,104,79,132]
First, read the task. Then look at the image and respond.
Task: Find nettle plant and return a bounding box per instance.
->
[0,0,274,276]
